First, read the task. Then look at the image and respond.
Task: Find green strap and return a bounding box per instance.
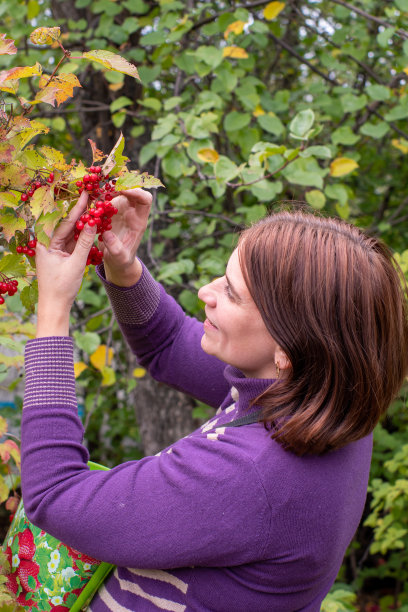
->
[69,461,115,611]
[224,410,262,427]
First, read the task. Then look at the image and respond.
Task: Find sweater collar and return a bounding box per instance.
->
[223,365,276,414]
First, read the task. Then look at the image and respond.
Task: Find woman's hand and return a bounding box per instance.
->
[100,188,152,286]
[35,192,96,337]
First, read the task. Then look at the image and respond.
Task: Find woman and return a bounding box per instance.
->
[21,189,408,611]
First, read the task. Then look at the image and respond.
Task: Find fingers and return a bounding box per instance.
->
[71,223,97,266]
[50,192,89,249]
[115,188,153,207]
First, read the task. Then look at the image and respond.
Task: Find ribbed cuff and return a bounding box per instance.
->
[24,337,77,409]
[96,260,161,325]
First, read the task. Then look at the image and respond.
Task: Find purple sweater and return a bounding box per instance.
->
[21,263,373,612]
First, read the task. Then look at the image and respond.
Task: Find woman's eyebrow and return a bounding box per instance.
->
[225,272,242,301]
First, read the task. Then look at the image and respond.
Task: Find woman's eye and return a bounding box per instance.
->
[224,284,234,301]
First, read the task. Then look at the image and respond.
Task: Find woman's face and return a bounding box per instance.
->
[198,248,280,379]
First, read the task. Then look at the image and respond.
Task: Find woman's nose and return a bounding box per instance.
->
[198,281,217,307]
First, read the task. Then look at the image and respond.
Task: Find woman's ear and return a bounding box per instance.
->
[274,345,291,374]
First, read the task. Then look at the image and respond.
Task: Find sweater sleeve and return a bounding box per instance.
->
[21,338,268,569]
[96,261,229,409]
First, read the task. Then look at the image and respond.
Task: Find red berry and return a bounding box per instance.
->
[0,297,4,305]
[28,240,36,248]
[16,246,23,254]
[47,176,53,183]
[27,249,35,257]
[49,172,54,181]
[88,218,96,227]
[22,246,29,254]
[21,193,28,202]
[27,189,34,197]
[35,181,42,189]
[76,221,84,231]
[76,181,83,188]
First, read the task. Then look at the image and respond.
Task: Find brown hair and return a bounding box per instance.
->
[238,210,408,455]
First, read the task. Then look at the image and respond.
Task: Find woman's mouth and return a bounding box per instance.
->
[204,318,218,330]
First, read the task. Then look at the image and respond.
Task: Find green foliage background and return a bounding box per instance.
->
[2,0,408,609]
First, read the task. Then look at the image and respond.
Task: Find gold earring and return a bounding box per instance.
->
[275,362,280,379]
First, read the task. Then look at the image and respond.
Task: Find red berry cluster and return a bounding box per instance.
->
[73,165,118,266]
[16,237,37,258]
[21,173,54,202]
[0,276,18,305]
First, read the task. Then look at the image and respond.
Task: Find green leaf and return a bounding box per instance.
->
[0,254,26,277]
[257,113,285,136]
[73,331,101,354]
[360,121,390,139]
[325,183,349,206]
[377,27,395,48]
[249,180,282,202]
[305,189,326,210]
[139,97,162,111]
[300,146,332,159]
[289,109,315,139]
[384,105,408,121]
[366,85,391,101]
[152,114,178,140]
[214,156,240,181]
[396,0,408,9]
[340,93,367,113]
[115,171,164,190]
[110,96,133,113]
[331,126,360,146]
[282,157,328,189]
[224,111,251,132]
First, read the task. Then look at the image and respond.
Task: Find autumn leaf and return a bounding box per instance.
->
[0,416,7,437]
[38,146,70,171]
[29,185,55,219]
[35,210,63,246]
[264,1,286,20]
[0,254,26,277]
[197,148,220,163]
[82,50,140,80]
[0,33,17,55]
[74,362,88,378]
[0,213,26,242]
[101,366,116,386]
[0,439,21,469]
[330,157,359,177]
[0,478,9,504]
[30,26,61,45]
[0,192,20,210]
[392,138,408,154]
[89,139,106,163]
[0,63,42,84]
[0,161,30,190]
[0,79,18,94]
[222,46,249,59]
[7,119,49,153]
[103,133,129,177]
[133,367,146,378]
[0,142,15,163]
[37,73,82,107]
[114,170,164,190]
[253,104,265,117]
[224,20,246,39]
[90,345,114,371]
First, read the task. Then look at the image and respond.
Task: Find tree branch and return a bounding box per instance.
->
[330,0,408,40]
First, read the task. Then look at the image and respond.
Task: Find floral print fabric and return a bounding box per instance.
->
[3,500,100,611]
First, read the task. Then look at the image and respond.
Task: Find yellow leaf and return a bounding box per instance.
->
[0,63,42,84]
[90,345,114,371]
[133,367,146,378]
[223,46,249,59]
[74,362,88,378]
[197,148,220,163]
[224,20,246,39]
[35,73,81,107]
[0,33,17,55]
[102,366,116,386]
[253,104,265,117]
[392,138,408,154]
[0,416,7,437]
[109,81,124,92]
[29,185,55,219]
[0,79,18,94]
[82,50,140,80]
[0,476,9,504]
[264,2,285,20]
[30,27,61,46]
[330,157,359,177]
[403,66,408,75]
